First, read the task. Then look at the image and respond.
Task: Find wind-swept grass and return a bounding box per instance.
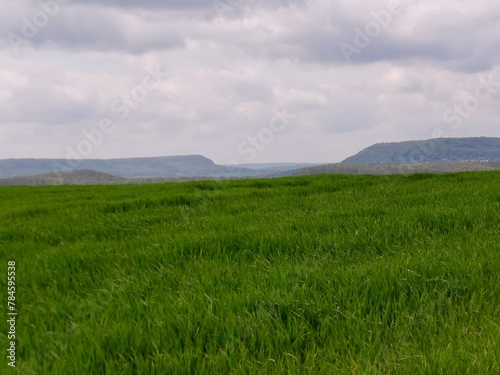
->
[0,172,499,374]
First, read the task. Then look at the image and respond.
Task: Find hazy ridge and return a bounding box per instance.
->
[1,137,499,185]
[341,137,500,166]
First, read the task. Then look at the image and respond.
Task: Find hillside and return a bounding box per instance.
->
[341,137,500,166]
[286,161,500,177]
[0,169,128,186]
[0,155,257,179]
[0,169,257,186]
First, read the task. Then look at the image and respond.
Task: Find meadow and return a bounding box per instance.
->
[0,172,499,374]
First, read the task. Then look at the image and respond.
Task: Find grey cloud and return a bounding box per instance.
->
[210,0,500,70]
[1,0,499,162]
[6,0,498,68]
[1,5,185,53]
[62,0,212,10]
[0,82,103,126]
[68,0,305,9]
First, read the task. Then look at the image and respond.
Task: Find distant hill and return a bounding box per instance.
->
[2,137,498,183]
[0,155,258,179]
[0,169,243,186]
[341,137,500,166]
[285,161,500,177]
[236,163,320,174]
[0,169,127,186]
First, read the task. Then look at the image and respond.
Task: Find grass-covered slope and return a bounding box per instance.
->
[288,161,500,176]
[341,137,500,166]
[0,169,127,186]
[0,172,499,374]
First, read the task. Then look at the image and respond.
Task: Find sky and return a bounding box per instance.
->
[1,0,499,164]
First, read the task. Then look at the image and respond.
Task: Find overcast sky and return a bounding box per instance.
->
[1,0,499,164]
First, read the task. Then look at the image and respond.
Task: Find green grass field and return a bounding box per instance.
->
[1,172,499,374]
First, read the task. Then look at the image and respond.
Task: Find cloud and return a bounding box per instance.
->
[0,0,499,163]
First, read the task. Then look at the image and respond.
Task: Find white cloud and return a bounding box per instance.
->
[0,0,499,163]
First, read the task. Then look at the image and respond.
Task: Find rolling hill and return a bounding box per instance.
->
[0,169,127,186]
[2,137,499,184]
[286,161,500,177]
[341,137,500,166]
[0,155,257,179]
